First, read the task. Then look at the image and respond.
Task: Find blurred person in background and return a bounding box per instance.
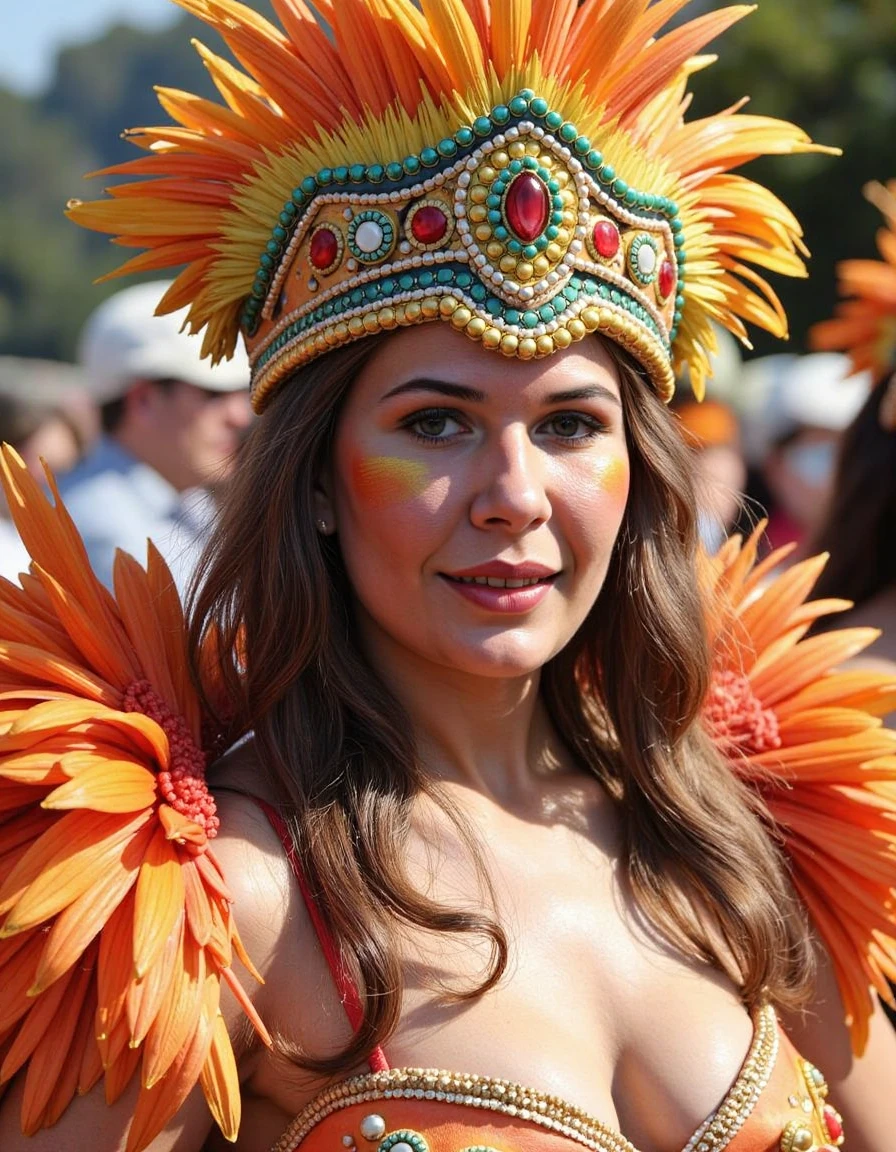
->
[671,326,748,552]
[808,180,896,687]
[0,357,93,581]
[59,280,252,593]
[737,351,869,554]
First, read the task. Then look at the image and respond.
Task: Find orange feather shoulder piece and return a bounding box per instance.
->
[0,446,270,1151]
[701,525,896,1055]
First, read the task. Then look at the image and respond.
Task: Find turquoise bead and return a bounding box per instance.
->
[507,239,522,254]
[301,175,317,194]
[420,271,434,287]
[519,88,535,100]
[505,309,521,324]
[486,298,503,316]
[278,212,292,227]
[508,159,523,174]
[488,210,503,225]
[494,226,509,241]
[367,164,385,182]
[545,111,563,130]
[437,138,457,157]
[586,150,603,169]
[613,178,628,197]
[600,164,615,182]
[491,106,510,125]
[318,168,333,185]
[334,166,349,182]
[523,156,538,170]
[437,268,454,284]
[420,148,439,166]
[473,116,492,136]
[455,126,475,145]
[486,194,502,209]
[387,162,404,181]
[530,97,549,116]
[559,122,577,143]
[539,304,554,322]
[266,240,280,255]
[574,136,590,155]
[403,156,421,174]
[509,95,529,116]
[349,164,366,181]
[523,244,538,260]
[522,311,539,329]
[471,284,487,301]
[546,225,559,240]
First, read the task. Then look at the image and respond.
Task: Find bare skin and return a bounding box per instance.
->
[2,328,895,1151]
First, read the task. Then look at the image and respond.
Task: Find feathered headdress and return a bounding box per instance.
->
[67,0,833,409]
[810,179,896,383]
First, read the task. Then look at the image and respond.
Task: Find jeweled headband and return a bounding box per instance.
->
[68,0,833,411]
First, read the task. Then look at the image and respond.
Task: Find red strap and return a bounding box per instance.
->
[255,797,389,1073]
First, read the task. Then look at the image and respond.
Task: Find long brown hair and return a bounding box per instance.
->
[189,332,813,1072]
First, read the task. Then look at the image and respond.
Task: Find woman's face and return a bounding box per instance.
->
[320,325,630,681]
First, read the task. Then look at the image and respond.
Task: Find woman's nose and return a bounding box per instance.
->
[469,425,551,532]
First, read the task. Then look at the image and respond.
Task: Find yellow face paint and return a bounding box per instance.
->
[594,455,629,501]
[352,455,429,507]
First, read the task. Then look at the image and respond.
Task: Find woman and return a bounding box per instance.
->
[1,3,895,1150]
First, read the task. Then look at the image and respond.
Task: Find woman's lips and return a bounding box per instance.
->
[440,572,557,612]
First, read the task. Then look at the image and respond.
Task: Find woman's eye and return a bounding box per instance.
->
[404,409,466,441]
[544,413,602,440]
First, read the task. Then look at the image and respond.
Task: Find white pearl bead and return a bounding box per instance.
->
[359,1114,386,1141]
[637,243,657,276]
[355,220,384,253]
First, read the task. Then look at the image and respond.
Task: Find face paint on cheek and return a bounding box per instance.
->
[593,455,630,502]
[351,455,430,507]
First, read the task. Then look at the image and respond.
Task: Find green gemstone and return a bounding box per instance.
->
[381,278,396,294]
[546,225,559,241]
[437,268,454,284]
[507,239,522,254]
[523,156,538,170]
[486,298,503,316]
[538,304,554,322]
[272,225,287,241]
[599,164,615,183]
[399,275,415,290]
[491,106,510,125]
[265,240,280,255]
[318,167,333,185]
[387,162,404,181]
[505,309,521,324]
[522,311,539,329]
[420,147,439,167]
[351,289,364,305]
[559,122,577,143]
[550,211,563,226]
[437,138,457,157]
[535,236,549,251]
[291,188,305,204]
[457,272,473,288]
[368,164,385,182]
[251,285,265,299]
[488,210,503,225]
[574,135,590,155]
[494,225,509,241]
[570,276,583,290]
[455,126,475,145]
[509,95,529,116]
[613,178,628,197]
[420,271,435,287]
[349,164,366,182]
[486,194,502,209]
[530,96,549,116]
[508,159,523,175]
[301,175,318,194]
[403,155,421,174]
[519,87,535,100]
[365,284,379,300]
[586,150,603,169]
[545,111,563,130]
[471,284,487,301]
[523,244,538,260]
[334,166,349,182]
[473,116,492,136]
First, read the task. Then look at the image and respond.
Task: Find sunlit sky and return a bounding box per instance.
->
[7,1,179,95]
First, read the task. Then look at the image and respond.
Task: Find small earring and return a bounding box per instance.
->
[316,518,329,533]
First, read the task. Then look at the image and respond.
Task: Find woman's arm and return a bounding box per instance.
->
[780,944,896,1152]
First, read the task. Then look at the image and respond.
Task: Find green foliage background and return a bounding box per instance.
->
[2,1,894,362]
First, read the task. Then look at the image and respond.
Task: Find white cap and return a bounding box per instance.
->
[77,281,249,403]
[738,352,871,465]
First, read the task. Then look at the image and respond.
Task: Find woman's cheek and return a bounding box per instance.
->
[350,454,430,508]
[593,454,630,507]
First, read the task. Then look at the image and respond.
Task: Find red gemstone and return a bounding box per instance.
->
[412,205,448,245]
[505,173,550,242]
[823,1106,843,1143]
[310,227,339,270]
[593,219,620,259]
[659,258,676,299]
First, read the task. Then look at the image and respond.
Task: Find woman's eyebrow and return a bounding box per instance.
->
[380,379,486,403]
[546,385,621,407]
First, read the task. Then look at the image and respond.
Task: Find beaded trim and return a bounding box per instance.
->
[272,1004,779,1152]
[245,90,686,411]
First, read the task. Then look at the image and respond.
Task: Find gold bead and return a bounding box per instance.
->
[421,296,440,319]
[482,325,502,349]
[325,326,340,346]
[560,188,577,207]
[508,140,526,159]
[533,255,550,275]
[526,139,540,156]
[363,311,381,334]
[377,307,397,329]
[500,254,519,273]
[450,305,472,329]
[516,261,535,282]
[562,211,576,228]
[479,165,497,182]
[536,334,555,356]
[546,243,564,262]
[439,296,459,317]
[469,184,488,204]
[567,318,586,340]
[475,224,492,242]
[492,152,509,169]
[404,301,422,322]
[553,170,570,188]
[500,333,519,355]
[518,337,538,360]
[581,307,602,332]
[553,326,573,349]
[468,204,488,224]
[348,316,365,337]
[466,316,487,339]
[486,242,505,259]
[335,322,350,340]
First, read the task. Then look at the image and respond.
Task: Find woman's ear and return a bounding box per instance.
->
[313,461,337,535]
